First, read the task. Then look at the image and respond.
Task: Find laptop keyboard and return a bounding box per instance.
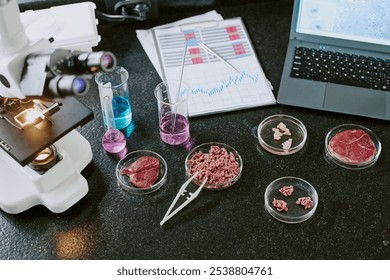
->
[290,47,390,91]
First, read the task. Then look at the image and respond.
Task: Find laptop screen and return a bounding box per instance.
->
[296,0,390,46]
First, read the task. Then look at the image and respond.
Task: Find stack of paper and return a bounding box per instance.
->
[136,11,276,117]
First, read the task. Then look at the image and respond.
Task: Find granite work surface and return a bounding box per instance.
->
[1,0,390,259]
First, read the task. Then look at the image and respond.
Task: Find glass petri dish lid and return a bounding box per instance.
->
[257,114,307,155]
[325,124,381,170]
[184,142,243,191]
[264,176,318,224]
[116,150,168,194]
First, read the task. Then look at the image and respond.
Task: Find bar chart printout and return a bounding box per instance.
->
[154,17,276,117]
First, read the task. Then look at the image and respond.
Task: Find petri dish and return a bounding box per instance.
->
[264,176,318,224]
[116,150,167,194]
[325,124,381,170]
[257,114,307,155]
[184,142,243,191]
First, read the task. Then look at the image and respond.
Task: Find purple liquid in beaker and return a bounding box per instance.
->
[159,113,190,145]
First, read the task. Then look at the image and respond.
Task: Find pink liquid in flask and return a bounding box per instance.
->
[102,128,126,154]
[101,95,127,156]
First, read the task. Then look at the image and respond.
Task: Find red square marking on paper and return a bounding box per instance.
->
[226,26,238,33]
[185,33,196,40]
[233,44,246,55]
[192,57,203,64]
[229,34,240,40]
[189,48,200,54]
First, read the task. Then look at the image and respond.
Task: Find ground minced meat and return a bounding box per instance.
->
[187,145,240,188]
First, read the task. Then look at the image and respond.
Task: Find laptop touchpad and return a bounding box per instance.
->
[323,83,385,118]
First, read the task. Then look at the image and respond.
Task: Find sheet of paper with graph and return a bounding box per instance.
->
[153,17,276,117]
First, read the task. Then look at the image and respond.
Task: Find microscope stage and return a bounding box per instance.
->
[0,97,93,166]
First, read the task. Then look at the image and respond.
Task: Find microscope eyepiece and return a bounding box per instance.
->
[74,51,117,74]
[47,75,90,98]
[20,49,116,99]
[36,49,117,76]
[100,52,116,71]
[72,77,88,94]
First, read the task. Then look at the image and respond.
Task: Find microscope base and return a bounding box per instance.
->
[0,130,92,214]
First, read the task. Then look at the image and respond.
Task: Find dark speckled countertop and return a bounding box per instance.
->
[2,0,390,260]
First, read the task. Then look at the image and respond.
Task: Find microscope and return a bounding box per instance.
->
[0,0,116,213]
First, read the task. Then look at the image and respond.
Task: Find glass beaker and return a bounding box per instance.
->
[154,80,191,145]
[95,66,135,138]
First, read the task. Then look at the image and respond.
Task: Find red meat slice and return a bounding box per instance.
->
[121,156,160,188]
[129,168,160,188]
[328,129,376,164]
[122,156,159,174]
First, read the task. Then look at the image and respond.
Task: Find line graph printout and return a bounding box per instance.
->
[153,17,276,117]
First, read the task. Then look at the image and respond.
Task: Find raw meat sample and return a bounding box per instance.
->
[187,145,240,188]
[121,156,160,188]
[277,122,291,136]
[272,122,293,151]
[328,129,376,164]
[282,138,292,150]
[272,128,283,140]
[272,198,288,212]
[279,185,294,197]
[296,197,313,209]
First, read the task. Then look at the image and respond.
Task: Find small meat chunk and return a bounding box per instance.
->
[296,197,314,209]
[272,128,283,140]
[279,185,294,197]
[271,122,293,151]
[282,138,292,150]
[277,122,291,136]
[272,198,288,212]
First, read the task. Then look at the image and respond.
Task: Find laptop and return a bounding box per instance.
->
[278,0,390,120]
